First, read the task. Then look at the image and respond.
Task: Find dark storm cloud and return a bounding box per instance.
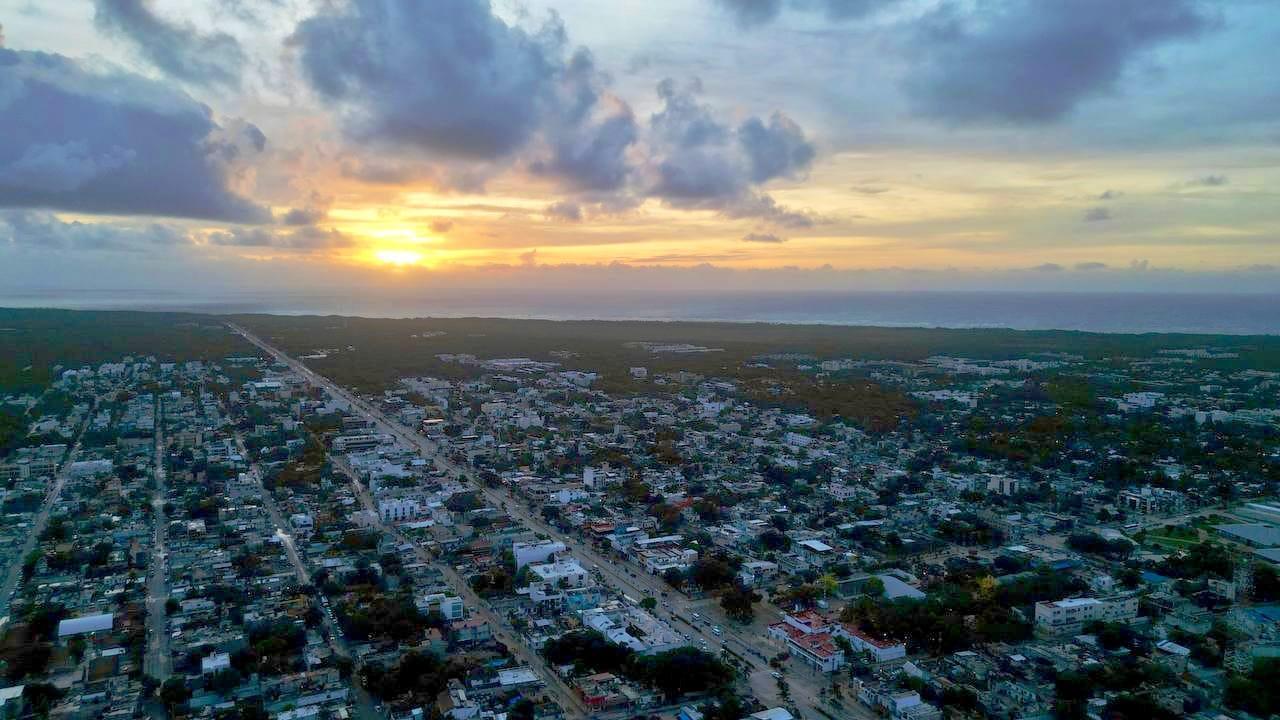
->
[0,210,193,251]
[207,225,355,252]
[715,0,896,27]
[294,0,555,161]
[907,0,1211,124]
[739,113,816,184]
[93,0,246,89]
[531,49,639,192]
[294,0,639,195]
[0,49,271,222]
[293,1,819,222]
[646,79,816,225]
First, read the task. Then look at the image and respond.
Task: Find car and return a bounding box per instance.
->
[691,613,701,621]
[712,626,722,636]
[771,671,783,680]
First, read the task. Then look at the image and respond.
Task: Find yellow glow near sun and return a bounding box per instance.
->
[373,248,425,266]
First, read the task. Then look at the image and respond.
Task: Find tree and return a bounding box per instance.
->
[817,573,838,598]
[640,596,657,611]
[160,678,191,710]
[663,567,687,589]
[1253,563,1280,602]
[863,576,885,598]
[720,585,761,623]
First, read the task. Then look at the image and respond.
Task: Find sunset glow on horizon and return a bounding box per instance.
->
[0,0,1277,295]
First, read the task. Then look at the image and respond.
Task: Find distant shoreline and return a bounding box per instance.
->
[2,289,1279,336]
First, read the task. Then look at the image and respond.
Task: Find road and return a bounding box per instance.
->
[221,411,385,720]
[332,456,590,719]
[144,395,173,681]
[0,399,95,620]
[228,323,843,718]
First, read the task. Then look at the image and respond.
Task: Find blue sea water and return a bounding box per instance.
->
[3,289,1279,335]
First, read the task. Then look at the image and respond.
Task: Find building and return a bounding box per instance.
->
[418,593,465,621]
[201,652,232,675]
[513,539,567,569]
[332,434,388,454]
[379,498,424,522]
[1034,595,1139,636]
[528,558,589,588]
[57,613,114,640]
[768,610,906,672]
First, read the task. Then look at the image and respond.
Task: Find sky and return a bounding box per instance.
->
[0,0,1278,296]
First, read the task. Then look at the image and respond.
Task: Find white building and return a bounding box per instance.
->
[379,498,424,522]
[513,539,567,569]
[201,652,232,675]
[418,593,465,621]
[1034,595,1139,636]
[528,558,589,588]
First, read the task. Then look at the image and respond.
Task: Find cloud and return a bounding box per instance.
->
[0,49,270,222]
[520,248,538,266]
[1074,261,1108,271]
[206,225,354,252]
[1031,262,1064,272]
[280,207,325,226]
[646,79,816,225]
[294,0,642,198]
[531,49,639,192]
[292,1,822,224]
[214,0,285,23]
[1098,190,1122,200]
[716,0,784,26]
[906,0,1211,124]
[278,192,331,226]
[545,200,583,222]
[739,113,817,183]
[743,232,786,243]
[715,0,896,27]
[429,220,454,234]
[1083,207,1113,222]
[1187,174,1229,186]
[93,0,245,89]
[0,22,5,47]
[295,0,555,161]
[0,210,192,251]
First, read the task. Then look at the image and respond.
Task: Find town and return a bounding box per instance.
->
[1,312,1278,720]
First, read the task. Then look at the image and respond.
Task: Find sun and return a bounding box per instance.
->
[373,248,425,266]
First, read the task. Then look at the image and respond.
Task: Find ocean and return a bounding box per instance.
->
[3,289,1279,336]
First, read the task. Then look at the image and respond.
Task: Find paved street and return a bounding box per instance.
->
[144,395,173,681]
[227,323,858,718]
[333,456,590,719]
[223,408,384,720]
[0,399,95,621]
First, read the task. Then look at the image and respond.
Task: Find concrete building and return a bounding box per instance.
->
[513,539,567,569]
[1034,595,1139,636]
